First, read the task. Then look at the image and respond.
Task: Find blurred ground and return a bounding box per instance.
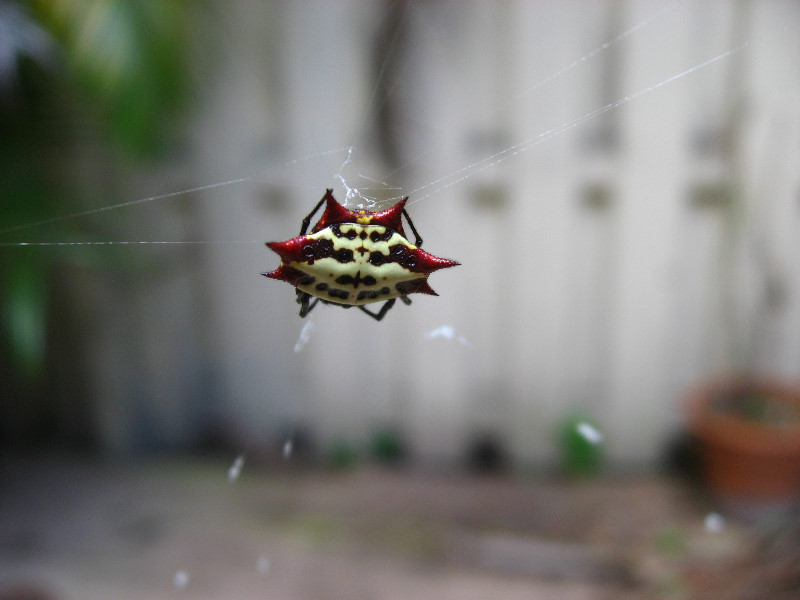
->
[0,456,798,600]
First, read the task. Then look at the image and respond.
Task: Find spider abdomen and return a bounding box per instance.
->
[267,224,451,306]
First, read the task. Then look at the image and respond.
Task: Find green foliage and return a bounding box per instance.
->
[557,414,605,477]
[1,255,48,378]
[1,0,196,380]
[712,389,800,426]
[369,426,406,465]
[30,0,194,156]
[328,438,359,470]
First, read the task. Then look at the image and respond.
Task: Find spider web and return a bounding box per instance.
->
[0,3,746,241]
[0,3,760,375]
[0,2,754,373]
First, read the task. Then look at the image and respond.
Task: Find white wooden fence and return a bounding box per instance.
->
[82,1,800,467]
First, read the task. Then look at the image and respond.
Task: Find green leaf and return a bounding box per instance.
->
[31,0,194,155]
[2,256,48,377]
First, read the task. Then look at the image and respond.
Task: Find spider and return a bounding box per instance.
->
[264,189,459,321]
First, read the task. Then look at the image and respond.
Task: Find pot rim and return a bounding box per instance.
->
[684,374,800,456]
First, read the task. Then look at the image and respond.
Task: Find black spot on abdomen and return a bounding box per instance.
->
[303,239,334,263]
[332,248,355,263]
[335,272,377,289]
[327,288,350,300]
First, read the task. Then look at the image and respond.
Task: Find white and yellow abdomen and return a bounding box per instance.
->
[267,223,456,306]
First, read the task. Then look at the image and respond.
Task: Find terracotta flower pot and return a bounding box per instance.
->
[684,376,800,506]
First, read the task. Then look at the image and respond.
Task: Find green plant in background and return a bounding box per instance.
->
[369,425,407,465]
[711,387,800,426]
[557,413,606,477]
[328,438,359,470]
[0,0,195,443]
[30,0,193,156]
[2,257,48,378]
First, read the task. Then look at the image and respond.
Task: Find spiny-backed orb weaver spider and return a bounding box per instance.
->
[264,189,460,321]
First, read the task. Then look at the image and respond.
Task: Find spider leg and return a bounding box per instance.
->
[402,205,423,247]
[296,290,319,318]
[358,298,397,321]
[299,190,331,235]
[400,296,412,306]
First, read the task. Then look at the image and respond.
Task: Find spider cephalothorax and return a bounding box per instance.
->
[264,189,459,321]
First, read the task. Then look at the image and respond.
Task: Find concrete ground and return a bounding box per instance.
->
[0,455,797,600]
